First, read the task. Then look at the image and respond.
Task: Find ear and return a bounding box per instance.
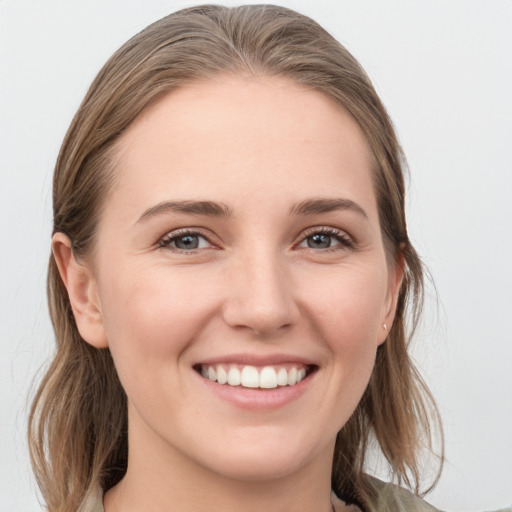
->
[378,250,405,345]
[52,232,108,348]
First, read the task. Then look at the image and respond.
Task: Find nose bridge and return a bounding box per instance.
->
[223,244,299,336]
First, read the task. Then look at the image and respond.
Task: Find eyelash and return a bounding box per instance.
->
[299,227,355,251]
[158,228,213,252]
[158,227,355,253]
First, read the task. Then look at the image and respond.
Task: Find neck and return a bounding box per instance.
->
[104,409,337,512]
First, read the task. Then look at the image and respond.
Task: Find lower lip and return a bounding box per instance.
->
[195,370,315,410]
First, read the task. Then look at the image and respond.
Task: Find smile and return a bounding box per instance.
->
[197,364,312,389]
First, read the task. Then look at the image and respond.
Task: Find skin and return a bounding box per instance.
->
[53,76,403,512]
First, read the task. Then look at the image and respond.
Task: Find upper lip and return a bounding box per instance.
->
[195,353,317,367]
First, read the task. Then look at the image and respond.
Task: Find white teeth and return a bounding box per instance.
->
[227,367,241,386]
[277,367,288,386]
[287,367,297,386]
[199,364,310,389]
[240,366,259,388]
[217,366,228,384]
[259,366,277,389]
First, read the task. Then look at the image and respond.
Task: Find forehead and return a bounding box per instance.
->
[110,75,377,221]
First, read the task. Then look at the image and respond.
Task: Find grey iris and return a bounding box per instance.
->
[308,234,331,249]
[176,235,199,249]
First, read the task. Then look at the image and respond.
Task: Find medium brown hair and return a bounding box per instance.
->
[29,5,443,511]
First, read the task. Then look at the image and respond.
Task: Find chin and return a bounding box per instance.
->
[189,428,328,483]
[204,451,309,482]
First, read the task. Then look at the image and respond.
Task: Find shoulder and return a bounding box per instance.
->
[331,477,442,512]
[369,478,442,512]
[361,478,512,512]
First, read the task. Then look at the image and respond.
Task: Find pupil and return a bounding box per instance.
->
[308,234,331,249]
[176,235,198,249]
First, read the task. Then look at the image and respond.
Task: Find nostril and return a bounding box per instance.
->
[221,271,300,335]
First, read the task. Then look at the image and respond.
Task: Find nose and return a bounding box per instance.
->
[222,250,300,337]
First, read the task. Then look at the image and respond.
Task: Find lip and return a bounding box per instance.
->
[193,354,318,410]
[195,353,316,367]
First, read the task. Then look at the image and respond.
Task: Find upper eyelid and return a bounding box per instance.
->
[301,225,346,234]
[160,226,214,238]
[158,227,216,247]
[299,225,353,240]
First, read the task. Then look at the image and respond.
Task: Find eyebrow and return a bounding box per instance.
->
[136,200,233,223]
[136,197,367,224]
[290,197,368,219]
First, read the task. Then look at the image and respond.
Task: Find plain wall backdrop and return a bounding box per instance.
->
[1,1,511,510]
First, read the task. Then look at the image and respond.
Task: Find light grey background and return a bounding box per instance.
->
[1,1,511,510]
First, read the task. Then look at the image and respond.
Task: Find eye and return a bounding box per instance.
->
[298,227,354,250]
[159,230,213,251]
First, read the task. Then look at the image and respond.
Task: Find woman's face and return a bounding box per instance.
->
[70,76,401,482]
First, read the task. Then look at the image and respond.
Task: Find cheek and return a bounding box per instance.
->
[97,262,219,380]
[304,263,387,344]
[300,262,387,396]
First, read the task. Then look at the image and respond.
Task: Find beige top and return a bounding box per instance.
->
[78,479,447,512]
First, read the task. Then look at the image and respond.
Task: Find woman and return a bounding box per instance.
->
[29,5,445,511]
